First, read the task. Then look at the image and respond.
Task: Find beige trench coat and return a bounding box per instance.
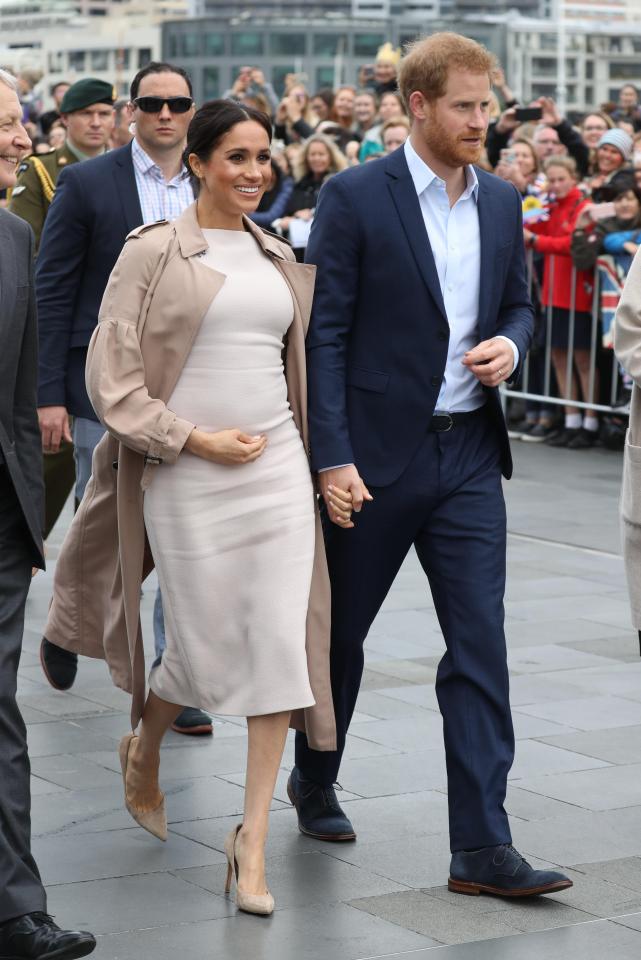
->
[45,203,337,751]
[614,250,641,628]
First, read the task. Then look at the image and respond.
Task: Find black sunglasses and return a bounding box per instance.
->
[133,96,194,114]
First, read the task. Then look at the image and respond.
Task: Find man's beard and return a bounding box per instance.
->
[423,112,485,168]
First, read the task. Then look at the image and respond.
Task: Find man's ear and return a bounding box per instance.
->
[408,91,428,122]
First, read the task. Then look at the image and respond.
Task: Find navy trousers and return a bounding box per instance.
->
[295,409,515,852]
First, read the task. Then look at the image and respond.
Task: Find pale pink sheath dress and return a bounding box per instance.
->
[143,228,316,716]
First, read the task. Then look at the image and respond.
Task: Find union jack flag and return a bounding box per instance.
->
[596,254,630,349]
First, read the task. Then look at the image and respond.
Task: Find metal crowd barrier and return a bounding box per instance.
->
[502,251,627,416]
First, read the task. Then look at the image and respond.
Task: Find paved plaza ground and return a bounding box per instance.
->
[20,440,641,959]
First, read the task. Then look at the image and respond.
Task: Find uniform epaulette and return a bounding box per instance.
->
[127,219,170,239]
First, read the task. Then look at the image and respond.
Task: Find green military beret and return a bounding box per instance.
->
[60,78,116,114]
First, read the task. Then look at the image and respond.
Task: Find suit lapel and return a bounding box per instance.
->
[385,153,447,324]
[113,143,143,233]
[476,177,495,335]
[0,213,17,352]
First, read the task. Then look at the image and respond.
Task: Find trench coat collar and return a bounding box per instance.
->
[173,201,290,261]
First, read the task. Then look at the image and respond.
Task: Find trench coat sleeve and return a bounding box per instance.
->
[614,249,641,385]
[86,235,195,465]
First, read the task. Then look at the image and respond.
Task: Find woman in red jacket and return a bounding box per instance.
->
[524,156,597,448]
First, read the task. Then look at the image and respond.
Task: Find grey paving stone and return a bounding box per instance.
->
[92,902,435,960]
[512,808,641,865]
[613,912,641,933]
[337,748,447,798]
[177,849,408,909]
[561,635,641,663]
[508,644,621,674]
[47,872,234,934]
[355,689,440,721]
[504,618,633,647]
[505,576,622,602]
[402,917,641,959]
[515,764,641,812]
[338,714,445,752]
[539,726,641,765]
[30,775,67,797]
[517,695,641,731]
[510,710,578,740]
[349,889,522,944]
[79,737,252,781]
[508,674,595,706]
[30,753,123,790]
[508,739,610,780]
[505,595,628,627]
[364,658,437,685]
[324,832,452,888]
[571,858,641,893]
[505,785,584,822]
[26,720,117,758]
[34,828,227,884]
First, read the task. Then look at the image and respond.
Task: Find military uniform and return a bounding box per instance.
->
[9,143,77,253]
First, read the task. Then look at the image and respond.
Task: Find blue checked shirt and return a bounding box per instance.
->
[131,137,195,224]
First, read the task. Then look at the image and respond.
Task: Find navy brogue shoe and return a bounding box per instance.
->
[449,844,573,897]
[287,767,356,841]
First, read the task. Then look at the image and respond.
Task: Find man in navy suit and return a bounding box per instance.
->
[288,33,573,897]
[35,62,212,735]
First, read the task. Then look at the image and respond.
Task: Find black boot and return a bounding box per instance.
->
[40,638,78,691]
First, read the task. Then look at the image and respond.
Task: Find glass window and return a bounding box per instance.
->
[316,66,336,90]
[167,34,179,59]
[531,83,557,99]
[270,33,305,57]
[313,34,341,57]
[400,32,419,47]
[48,51,64,72]
[90,49,109,71]
[204,32,225,56]
[203,66,219,100]
[609,62,641,80]
[540,34,557,50]
[181,33,200,57]
[138,48,152,68]
[271,65,295,97]
[531,57,556,76]
[353,33,385,57]
[68,50,86,72]
[231,32,264,57]
[584,85,594,104]
[585,60,594,79]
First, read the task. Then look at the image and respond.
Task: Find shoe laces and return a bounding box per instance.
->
[503,844,532,869]
[27,913,59,931]
[322,782,343,811]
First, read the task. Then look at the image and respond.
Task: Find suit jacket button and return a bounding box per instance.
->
[431,375,441,386]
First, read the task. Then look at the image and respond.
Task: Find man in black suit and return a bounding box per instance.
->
[0,67,96,960]
[35,63,211,734]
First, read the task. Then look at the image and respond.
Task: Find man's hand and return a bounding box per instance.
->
[536,96,562,128]
[462,338,514,388]
[38,405,72,454]
[318,464,373,529]
[495,106,519,136]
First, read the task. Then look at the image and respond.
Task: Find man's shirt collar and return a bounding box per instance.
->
[404,135,479,202]
[132,137,189,182]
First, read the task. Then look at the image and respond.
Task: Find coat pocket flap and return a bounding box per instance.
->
[346,365,389,393]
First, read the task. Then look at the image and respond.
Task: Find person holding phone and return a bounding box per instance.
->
[487,95,589,175]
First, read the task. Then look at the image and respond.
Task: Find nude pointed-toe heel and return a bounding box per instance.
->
[118,732,167,842]
[224,824,274,916]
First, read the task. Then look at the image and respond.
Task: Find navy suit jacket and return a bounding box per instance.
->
[305,147,534,486]
[35,142,143,419]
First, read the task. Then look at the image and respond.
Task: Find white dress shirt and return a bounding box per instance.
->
[404,137,518,413]
[131,137,195,225]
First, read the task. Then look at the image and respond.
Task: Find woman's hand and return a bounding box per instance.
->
[185,428,267,466]
[294,208,314,221]
[624,241,639,255]
[326,484,353,527]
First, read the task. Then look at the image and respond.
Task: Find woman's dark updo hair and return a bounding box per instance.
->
[183,99,273,176]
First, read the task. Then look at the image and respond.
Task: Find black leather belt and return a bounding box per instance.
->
[429,406,486,433]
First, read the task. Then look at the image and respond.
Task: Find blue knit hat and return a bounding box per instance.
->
[597,128,633,160]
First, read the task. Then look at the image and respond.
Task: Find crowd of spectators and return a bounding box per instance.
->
[6,50,641,451]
